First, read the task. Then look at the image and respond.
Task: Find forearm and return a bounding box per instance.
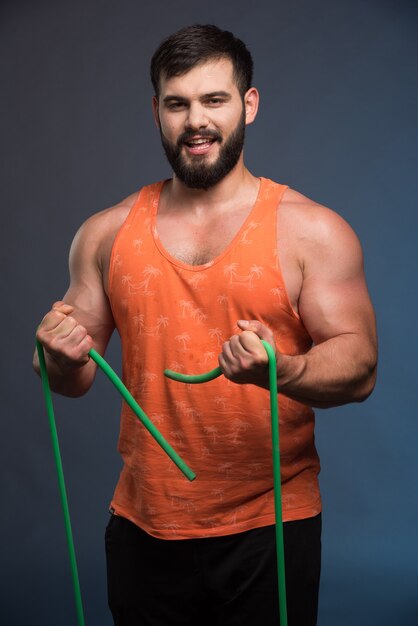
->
[33,348,97,397]
[276,334,377,408]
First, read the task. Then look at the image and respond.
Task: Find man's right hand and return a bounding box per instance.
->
[36,300,93,371]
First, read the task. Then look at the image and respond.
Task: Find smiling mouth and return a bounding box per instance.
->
[185,138,216,146]
[183,137,218,154]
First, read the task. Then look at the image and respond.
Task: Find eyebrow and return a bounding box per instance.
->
[162,91,232,104]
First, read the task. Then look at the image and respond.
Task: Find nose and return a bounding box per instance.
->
[185,102,209,130]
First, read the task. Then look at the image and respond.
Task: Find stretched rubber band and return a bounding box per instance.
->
[37,338,287,625]
[88,349,196,482]
[36,340,86,626]
[164,339,288,626]
[36,340,195,626]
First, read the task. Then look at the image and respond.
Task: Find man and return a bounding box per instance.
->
[34,24,377,626]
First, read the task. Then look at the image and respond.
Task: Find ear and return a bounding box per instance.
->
[244,87,259,126]
[152,96,160,129]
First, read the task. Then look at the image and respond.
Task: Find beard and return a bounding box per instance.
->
[159,108,246,190]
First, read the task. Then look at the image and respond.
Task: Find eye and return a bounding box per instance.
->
[167,102,187,110]
[207,98,223,106]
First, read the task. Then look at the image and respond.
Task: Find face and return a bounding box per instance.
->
[153,58,258,190]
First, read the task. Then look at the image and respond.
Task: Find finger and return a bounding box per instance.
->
[40,309,79,333]
[221,339,235,362]
[218,351,227,372]
[50,317,87,345]
[220,334,266,376]
[228,331,263,358]
[52,301,74,314]
[218,338,240,375]
[50,315,79,339]
[47,324,93,363]
[37,314,88,356]
[218,347,239,381]
[58,331,93,363]
[237,332,269,366]
[38,302,75,334]
[38,310,69,333]
[222,332,263,365]
[237,320,275,346]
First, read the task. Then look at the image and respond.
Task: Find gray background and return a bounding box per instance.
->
[1,0,417,624]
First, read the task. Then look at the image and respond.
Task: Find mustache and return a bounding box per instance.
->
[177,129,222,146]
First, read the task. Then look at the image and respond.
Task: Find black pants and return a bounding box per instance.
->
[105,514,321,626]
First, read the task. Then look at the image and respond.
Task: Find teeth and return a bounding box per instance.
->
[188,138,212,145]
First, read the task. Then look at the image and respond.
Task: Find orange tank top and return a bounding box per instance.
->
[108,177,321,539]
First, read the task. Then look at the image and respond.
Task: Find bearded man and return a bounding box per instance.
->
[34,24,377,626]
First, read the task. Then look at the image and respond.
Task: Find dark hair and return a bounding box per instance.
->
[150,24,253,98]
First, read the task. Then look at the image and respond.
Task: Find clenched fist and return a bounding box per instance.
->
[218,320,276,387]
[36,301,93,370]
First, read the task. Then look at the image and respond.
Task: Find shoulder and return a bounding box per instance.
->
[70,191,140,252]
[74,190,140,244]
[68,190,140,273]
[281,187,356,235]
[279,187,363,270]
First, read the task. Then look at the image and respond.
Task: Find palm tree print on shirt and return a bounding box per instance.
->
[175,332,191,351]
[121,265,162,296]
[223,263,263,289]
[178,300,208,323]
[239,221,259,246]
[208,328,223,347]
[133,314,169,337]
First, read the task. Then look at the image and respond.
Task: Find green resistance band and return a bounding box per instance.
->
[36,340,196,626]
[164,339,287,626]
[37,339,287,626]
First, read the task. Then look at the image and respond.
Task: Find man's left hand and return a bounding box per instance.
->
[218,320,277,387]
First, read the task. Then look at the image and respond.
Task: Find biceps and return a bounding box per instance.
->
[299,275,376,345]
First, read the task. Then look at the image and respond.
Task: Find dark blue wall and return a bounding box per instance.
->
[1,1,417,624]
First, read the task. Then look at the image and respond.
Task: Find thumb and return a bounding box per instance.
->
[237,319,274,342]
[52,301,74,315]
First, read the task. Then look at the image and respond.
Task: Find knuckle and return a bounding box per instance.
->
[54,311,67,323]
[35,330,45,345]
[48,336,63,352]
[39,312,52,327]
[82,335,93,350]
[78,328,88,341]
[255,354,267,367]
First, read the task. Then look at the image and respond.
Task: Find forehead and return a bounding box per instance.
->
[159,58,239,98]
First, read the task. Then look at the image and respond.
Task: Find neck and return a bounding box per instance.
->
[166,158,259,212]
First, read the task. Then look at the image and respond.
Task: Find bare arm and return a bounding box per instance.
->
[219,201,377,408]
[276,205,377,406]
[33,199,133,397]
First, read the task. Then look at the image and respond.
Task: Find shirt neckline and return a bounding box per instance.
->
[150,177,268,272]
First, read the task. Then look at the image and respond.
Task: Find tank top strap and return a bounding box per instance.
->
[129,181,164,224]
[125,177,286,232]
[252,177,288,221]
[235,178,288,263]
